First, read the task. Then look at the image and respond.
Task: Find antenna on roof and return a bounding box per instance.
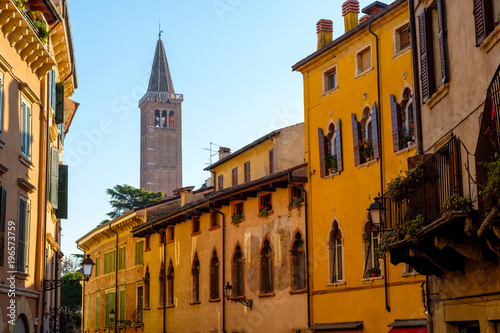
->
[203,142,221,165]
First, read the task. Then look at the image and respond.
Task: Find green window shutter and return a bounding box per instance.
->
[105,293,116,327]
[0,74,3,135]
[135,242,143,265]
[55,165,68,219]
[50,148,59,209]
[51,70,56,111]
[85,296,89,329]
[119,290,126,320]
[96,294,100,328]
[55,83,65,124]
[111,250,116,272]
[118,247,125,270]
[95,257,100,277]
[0,186,6,267]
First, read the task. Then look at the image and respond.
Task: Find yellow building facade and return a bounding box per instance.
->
[132,123,309,332]
[293,1,427,332]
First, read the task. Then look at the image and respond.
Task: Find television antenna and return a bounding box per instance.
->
[203,142,221,165]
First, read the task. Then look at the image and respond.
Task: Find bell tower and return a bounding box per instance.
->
[139,33,182,196]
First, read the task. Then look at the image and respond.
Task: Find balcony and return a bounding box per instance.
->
[0,0,56,78]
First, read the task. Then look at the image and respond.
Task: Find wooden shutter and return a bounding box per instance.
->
[119,289,126,320]
[0,187,6,266]
[391,95,402,151]
[0,75,3,135]
[232,168,238,186]
[55,83,65,124]
[351,114,362,166]
[418,9,436,103]
[244,161,250,182]
[56,165,68,219]
[50,148,59,209]
[21,101,27,156]
[51,70,56,111]
[96,294,100,327]
[269,150,274,174]
[318,128,328,177]
[437,0,449,84]
[335,120,343,172]
[95,256,100,276]
[371,102,380,159]
[218,174,223,190]
[17,199,28,272]
[473,0,494,46]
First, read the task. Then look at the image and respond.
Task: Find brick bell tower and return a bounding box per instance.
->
[139,32,183,196]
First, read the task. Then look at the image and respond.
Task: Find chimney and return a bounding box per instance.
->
[342,0,360,33]
[316,19,333,50]
[179,186,195,207]
[218,147,231,161]
[359,15,370,24]
[362,2,388,17]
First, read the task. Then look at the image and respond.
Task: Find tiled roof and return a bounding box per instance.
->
[147,37,175,93]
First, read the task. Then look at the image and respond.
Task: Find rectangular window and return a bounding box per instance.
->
[145,235,150,250]
[104,251,116,274]
[290,185,304,206]
[95,294,100,328]
[159,230,165,245]
[20,99,32,158]
[135,241,144,265]
[0,186,6,267]
[324,66,337,92]
[356,46,372,75]
[395,22,410,54]
[119,289,126,321]
[136,286,144,323]
[269,150,274,174]
[105,292,116,327]
[232,167,238,186]
[260,194,272,210]
[17,197,29,273]
[233,202,244,216]
[167,226,174,242]
[244,161,250,183]
[95,256,100,277]
[118,247,125,270]
[210,210,219,229]
[218,174,224,190]
[192,216,200,234]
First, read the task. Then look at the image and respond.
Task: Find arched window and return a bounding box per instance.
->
[210,251,219,300]
[144,266,150,308]
[168,111,174,128]
[400,88,414,146]
[159,262,165,306]
[161,110,167,128]
[232,245,244,297]
[363,222,381,278]
[291,232,306,291]
[260,238,274,294]
[167,261,174,305]
[360,107,372,142]
[192,254,200,302]
[154,110,160,127]
[326,123,336,156]
[328,222,344,283]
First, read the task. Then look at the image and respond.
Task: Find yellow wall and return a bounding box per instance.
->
[296,2,426,331]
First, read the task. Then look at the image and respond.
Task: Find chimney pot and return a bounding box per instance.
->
[179,186,195,207]
[218,147,231,161]
[342,0,360,32]
[316,19,333,50]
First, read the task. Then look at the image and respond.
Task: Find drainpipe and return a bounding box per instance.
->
[151,223,166,333]
[77,245,85,333]
[408,0,424,155]
[210,204,226,333]
[108,224,119,333]
[368,22,391,313]
[287,172,311,328]
[426,276,434,333]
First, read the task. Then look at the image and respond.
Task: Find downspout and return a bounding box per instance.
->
[151,223,166,333]
[76,245,85,333]
[210,204,226,333]
[368,21,390,313]
[287,172,311,328]
[426,275,433,333]
[408,0,424,155]
[108,224,119,333]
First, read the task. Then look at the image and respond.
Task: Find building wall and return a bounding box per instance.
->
[296,2,427,331]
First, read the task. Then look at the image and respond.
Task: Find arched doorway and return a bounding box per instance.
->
[13,316,29,333]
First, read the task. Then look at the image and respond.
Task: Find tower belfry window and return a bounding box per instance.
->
[161,110,167,127]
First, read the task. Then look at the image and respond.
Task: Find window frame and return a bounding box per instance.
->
[135,240,144,265]
[192,216,201,235]
[209,251,220,300]
[167,261,174,306]
[328,222,345,284]
[218,174,224,190]
[166,226,174,243]
[118,246,126,270]
[393,20,411,56]
[232,244,245,298]
[269,149,274,174]
[244,161,250,183]
[20,97,32,159]
[290,232,307,292]
[355,43,373,77]
[191,253,200,303]
[322,63,338,94]
[17,195,30,273]
[232,167,238,186]
[210,210,220,230]
[259,238,274,296]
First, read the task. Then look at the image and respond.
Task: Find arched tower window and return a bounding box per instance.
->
[155,110,160,127]
[192,253,200,302]
[167,261,174,305]
[328,222,344,283]
[210,250,219,300]
[291,232,306,291]
[161,110,167,128]
[232,245,244,297]
[168,111,175,128]
[260,238,274,294]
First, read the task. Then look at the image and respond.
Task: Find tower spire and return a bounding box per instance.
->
[147,33,174,93]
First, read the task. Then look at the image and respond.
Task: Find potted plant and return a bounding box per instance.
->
[259,203,272,218]
[443,194,474,218]
[231,213,244,227]
[289,196,304,207]
[398,214,425,244]
[367,267,381,277]
[325,154,337,174]
[361,141,373,161]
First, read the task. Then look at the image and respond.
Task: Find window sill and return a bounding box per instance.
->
[324,170,340,179]
[208,298,221,303]
[322,86,339,97]
[166,240,174,244]
[480,23,500,53]
[209,225,221,231]
[356,158,378,169]
[145,248,151,252]
[231,218,245,226]
[166,304,175,308]
[289,288,307,295]
[288,202,304,210]
[361,276,384,282]
[326,281,346,287]
[392,46,410,60]
[401,272,420,277]
[258,292,275,298]
[426,82,450,110]
[190,231,201,237]
[0,137,4,149]
[19,154,34,169]
[258,210,274,218]
[143,307,150,311]
[0,162,7,175]
[395,143,416,156]
[230,295,247,301]
[190,301,201,305]
[354,67,374,79]
[14,271,29,280]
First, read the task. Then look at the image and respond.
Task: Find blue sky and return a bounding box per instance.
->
[63,0,376,255]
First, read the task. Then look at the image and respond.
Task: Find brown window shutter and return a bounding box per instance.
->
[371,102,380,159]
[351,114,362,166]
[418,9,436,103]
[390,94,402,152]
[335,119,343,173]
[437,0,449,84]
[473,0,494,46]
[318,128,327,177]
[0,186,6,266]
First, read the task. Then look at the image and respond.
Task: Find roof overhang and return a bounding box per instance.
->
[310,321,364,331]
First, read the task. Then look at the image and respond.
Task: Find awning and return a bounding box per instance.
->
[388,328,427,333]
[310,321,364,331]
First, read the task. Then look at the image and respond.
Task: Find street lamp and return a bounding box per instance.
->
[223,282,253,309]
[109,309,131,326]
[367,197,385,228]
[43,255,95,291]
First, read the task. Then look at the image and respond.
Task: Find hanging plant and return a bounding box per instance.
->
[398,214,424,244]
[443,194,474,218]
[231,213,244,227]
[33,19,49,43]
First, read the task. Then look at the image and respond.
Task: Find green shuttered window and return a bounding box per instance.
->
[135,241,144,265]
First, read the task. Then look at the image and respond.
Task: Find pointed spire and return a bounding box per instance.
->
[147,36,174,93]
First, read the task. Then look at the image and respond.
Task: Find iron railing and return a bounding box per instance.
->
[381,137,462,229]
[475,64,500,220]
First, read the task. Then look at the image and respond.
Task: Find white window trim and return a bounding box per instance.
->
[354,43,374,78]
[20,97,32,159]
[392,19,411,58]
[322,63,339,96]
